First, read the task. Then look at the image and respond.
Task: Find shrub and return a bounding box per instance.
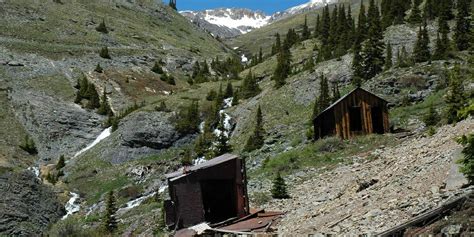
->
[423,105,440,127]
[96,20,109,34]
[56,155,66,170]
[99,47,111,59]
[251,192,271,207]
[94,63,103,73]
[19,135,38,155]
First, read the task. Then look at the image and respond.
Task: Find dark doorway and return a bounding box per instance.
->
[349,107,362,132]
[371,107,384,134]
[200,180,236,223]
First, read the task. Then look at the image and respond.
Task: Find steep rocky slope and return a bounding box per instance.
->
[263,119,473,235]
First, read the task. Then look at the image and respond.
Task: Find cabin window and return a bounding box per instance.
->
[349,106,362,132]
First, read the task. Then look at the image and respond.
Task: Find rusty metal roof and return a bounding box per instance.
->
[165,153,239,180]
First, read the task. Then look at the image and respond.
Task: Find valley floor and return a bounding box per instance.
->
[265,118,473,235]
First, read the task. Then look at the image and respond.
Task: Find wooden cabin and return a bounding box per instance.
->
[164,154,249,230]
[313,87,389,140]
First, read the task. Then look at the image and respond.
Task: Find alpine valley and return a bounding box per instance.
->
[0,0,473,236]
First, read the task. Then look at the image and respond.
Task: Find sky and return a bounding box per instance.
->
[171,0,310,14]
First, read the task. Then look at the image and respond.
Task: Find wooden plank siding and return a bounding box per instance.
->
[314,88,389,140]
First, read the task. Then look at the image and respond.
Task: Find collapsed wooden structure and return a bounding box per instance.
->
[164,154,249,230]
[313,87,390,140]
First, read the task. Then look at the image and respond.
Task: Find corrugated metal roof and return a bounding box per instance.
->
[165,153,239,179]
[313,87,388,122]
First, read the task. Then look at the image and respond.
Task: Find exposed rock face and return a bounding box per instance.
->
[96,111,195,164]
[120,111,181,150]
[0,171,65,236]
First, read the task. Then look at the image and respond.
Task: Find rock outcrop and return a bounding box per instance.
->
[0,171,65,236]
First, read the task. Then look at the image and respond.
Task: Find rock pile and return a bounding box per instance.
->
[265,118,473,235]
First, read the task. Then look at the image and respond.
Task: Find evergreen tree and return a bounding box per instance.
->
[397,45,413,67]
[357,1,368,42]
[314,14,321,38]
[175,101,200,135]
[103,191,118,233]
[318,74,331,111]
[391,0,409,25]
[85,83,100,109]
[352,38,364,86]
[361,0,385,80]
[244,106,265,152]
[272,40,292,88]
[439,0,454,21]
[96,20,108,34]
[275,33,282,54]
[56,155,66,170]
[433,15,450,60]
[454,0,472,51]
[413,22,431,63]
[457,134,474,184]
[384,42,393,70]
[225,81,233,99]
[95,63,103,73]
[302,15,311,40]
[445,65,465,124]
[423,0,436,20]
[99,47,111,59]
[214,117,232,156]
[258,47,264,63]
[271,173,290,199]
[19,135,38,155]
[168,0,177,10]
[423,104,439,127]
[241,70,261,99]
[320,5,332,60]
[303,56,315,71]
[408,0,422,24]
[98,88,113,116]
[331,82,341,103]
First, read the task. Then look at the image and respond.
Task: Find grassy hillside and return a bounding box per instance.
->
[0,0,230,60]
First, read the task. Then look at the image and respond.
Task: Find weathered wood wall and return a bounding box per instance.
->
[314,88,389,140]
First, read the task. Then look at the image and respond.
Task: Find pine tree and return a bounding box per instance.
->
[85,83,100,109]
[241,70,261,99]
[275,33,282,53]
[271,173,290,199]
[318,74,331,111]
[433,15,450,60]
[352,37,364,86]
[423,104,439,127]
[99,47,111,59]
[96,20,109,34]
[19,135,38,155]
[314,14,321,38]
[103,191,118,233]
[384,42,393,70]
[168,0,177,10]
[391,0,408,25]
[56,155,66,170]
[331,82,341,103]
[302,15,311,40]
[357,1,368,42]
[361,0,385,80]
[258,47,264,63]
[98,88,113,116]
[225,81,233,99]
[423,0,435,20]
[272,40,291,88]
[454,0,472,51]
[303,56,315,71]
[95,63,103,73]
[214,117,232,156]
[408,0,422,24]
[244,106,265,152]
[445,64,465,124]
[175,101,200,135]
[320,5,332,59]
[457,134,474,184]
[413,22,431,63]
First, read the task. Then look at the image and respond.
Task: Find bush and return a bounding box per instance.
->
[99,47,111,59]
[94,63,103,73]
[423,105,440,127]
[19,135,38,155]
[251,192,271,207]
[317,137,345,153]
[56,155,66,170]
[96,20,108,34]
